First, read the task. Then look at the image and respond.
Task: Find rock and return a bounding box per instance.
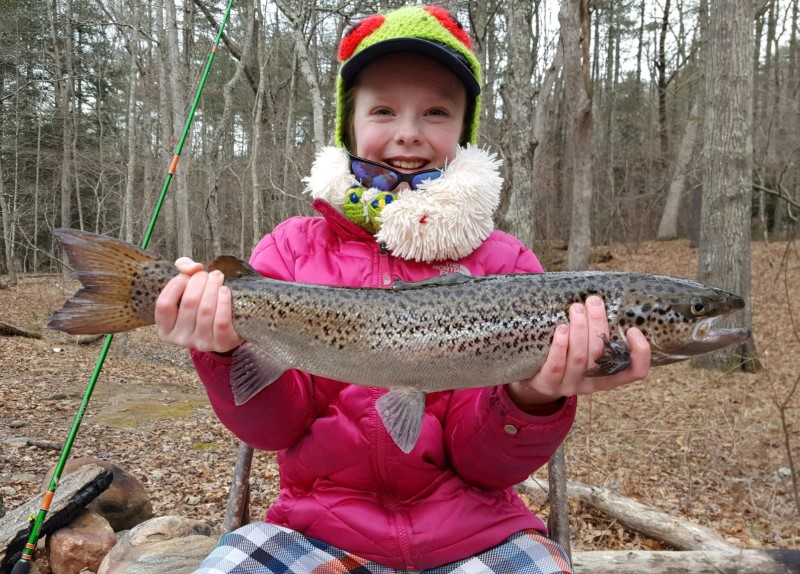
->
[5,436,31,448]
[9,420,25,428]
[45,458,153,531]
[97,516,216,574]
[1,486,16,497]
[47,509,116,574]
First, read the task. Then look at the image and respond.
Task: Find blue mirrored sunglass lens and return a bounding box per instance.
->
[352,162,399,190]
[410,171,442,188]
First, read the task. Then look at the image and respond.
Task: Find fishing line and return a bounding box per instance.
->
[10,1,234,571]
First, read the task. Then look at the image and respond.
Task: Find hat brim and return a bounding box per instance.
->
[340,38,480,99]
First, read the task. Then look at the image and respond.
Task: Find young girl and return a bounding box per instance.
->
[155,5,650,573]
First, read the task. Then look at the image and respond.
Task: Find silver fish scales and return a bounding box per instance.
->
[49,229,751,453]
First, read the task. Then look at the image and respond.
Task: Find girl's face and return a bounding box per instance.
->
[351,53,467,179]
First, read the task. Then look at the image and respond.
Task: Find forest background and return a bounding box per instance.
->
[0,0,798,277]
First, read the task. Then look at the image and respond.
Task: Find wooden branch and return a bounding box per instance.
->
[547,446,571,559]
[571,549,800,574]
[27,439,64,451]
[222,441,253,534]
[0,322,41,339]
[754,183,800,210]
[519,479,736,551]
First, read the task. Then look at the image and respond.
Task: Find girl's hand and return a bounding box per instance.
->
[507,295,651,407]
[154,257,244,353]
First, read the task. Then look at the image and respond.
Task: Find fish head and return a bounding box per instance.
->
[611,277,752,366]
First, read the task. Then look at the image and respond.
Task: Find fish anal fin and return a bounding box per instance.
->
[230,343,288,405]
[375,389,426,454]
[208,256,259,279]
[585,334,632,377]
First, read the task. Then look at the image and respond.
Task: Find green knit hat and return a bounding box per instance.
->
[335,5,482,149]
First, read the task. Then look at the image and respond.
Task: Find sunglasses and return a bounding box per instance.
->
[348,153,442,192]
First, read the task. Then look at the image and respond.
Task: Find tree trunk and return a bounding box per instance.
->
[531,42,564,244]
[561,0,594,271]
[156,0,176,253]
[657,0,672,165]
[123,2,141,243]
[498,0,536,248]
[274,0,325,151]
[696,0,759,371]
[48,0,74,275]
[0,154,16,285]
[251,5,268,248]
[166,0,193,257]
[657,97,700,239]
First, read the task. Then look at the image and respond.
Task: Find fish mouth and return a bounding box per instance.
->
[650,317,752,366]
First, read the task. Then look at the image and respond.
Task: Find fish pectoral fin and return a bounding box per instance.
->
[230,343,288,405]
[585,334,632,377]
[375,389,426,454]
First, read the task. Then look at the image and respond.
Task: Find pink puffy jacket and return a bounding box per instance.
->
[191,199,577,570]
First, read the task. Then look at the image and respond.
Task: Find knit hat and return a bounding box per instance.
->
[335,5,482,148]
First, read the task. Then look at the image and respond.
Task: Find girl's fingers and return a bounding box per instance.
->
[624,327,651,382]
[214,286,243,351]
[194,271,225,338]
[585,295,611,370]
[560,302,590,392]
[155,274,190,336]
[535,323,570,392]
[175,257,204,275]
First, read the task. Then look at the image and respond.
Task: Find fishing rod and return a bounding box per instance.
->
[10,1,234,571]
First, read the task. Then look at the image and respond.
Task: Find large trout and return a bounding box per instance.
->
[49,229,751,452]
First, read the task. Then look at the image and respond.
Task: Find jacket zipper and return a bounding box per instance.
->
[370,243,414,567]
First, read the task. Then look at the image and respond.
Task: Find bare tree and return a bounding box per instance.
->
[657,96,700,240]
[274,0,325,151]
[560,0,595,271]
[165,0,193,257]
[696,0,759,371]
[498,0,538,248]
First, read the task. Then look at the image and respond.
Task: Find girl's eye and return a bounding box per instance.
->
[373,107,393,116]
[427,108,448,117]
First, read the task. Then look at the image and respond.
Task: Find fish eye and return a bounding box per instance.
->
[691,299,707,315]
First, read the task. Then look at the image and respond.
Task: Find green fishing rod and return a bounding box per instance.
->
[10,1,234,571]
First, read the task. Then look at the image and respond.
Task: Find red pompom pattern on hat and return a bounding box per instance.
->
[422,5,472,50]
[338,14,386,62]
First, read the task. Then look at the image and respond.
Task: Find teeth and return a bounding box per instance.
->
[390,160,425,170]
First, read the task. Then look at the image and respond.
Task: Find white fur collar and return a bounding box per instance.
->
[303,145,503,262]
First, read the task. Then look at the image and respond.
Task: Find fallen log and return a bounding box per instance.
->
[518,479,736,551]
[0,464,112,573]
[0,322,41,339]
[571,549,800,574]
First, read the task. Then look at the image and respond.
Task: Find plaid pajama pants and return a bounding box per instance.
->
[194,523,573,574]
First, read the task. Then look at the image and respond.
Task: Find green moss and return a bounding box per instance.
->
[93,399,205,429]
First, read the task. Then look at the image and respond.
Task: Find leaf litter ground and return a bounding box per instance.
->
[0,239,797,552]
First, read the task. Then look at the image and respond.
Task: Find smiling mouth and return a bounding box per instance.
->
[389,159,427,170]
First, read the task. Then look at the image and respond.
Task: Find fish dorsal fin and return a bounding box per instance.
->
[393,273,472,291]
[375,389,427,453]
[230,343,288,405]
[208,256,259,279]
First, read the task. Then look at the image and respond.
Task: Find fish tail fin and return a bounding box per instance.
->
[48,228,171,335]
